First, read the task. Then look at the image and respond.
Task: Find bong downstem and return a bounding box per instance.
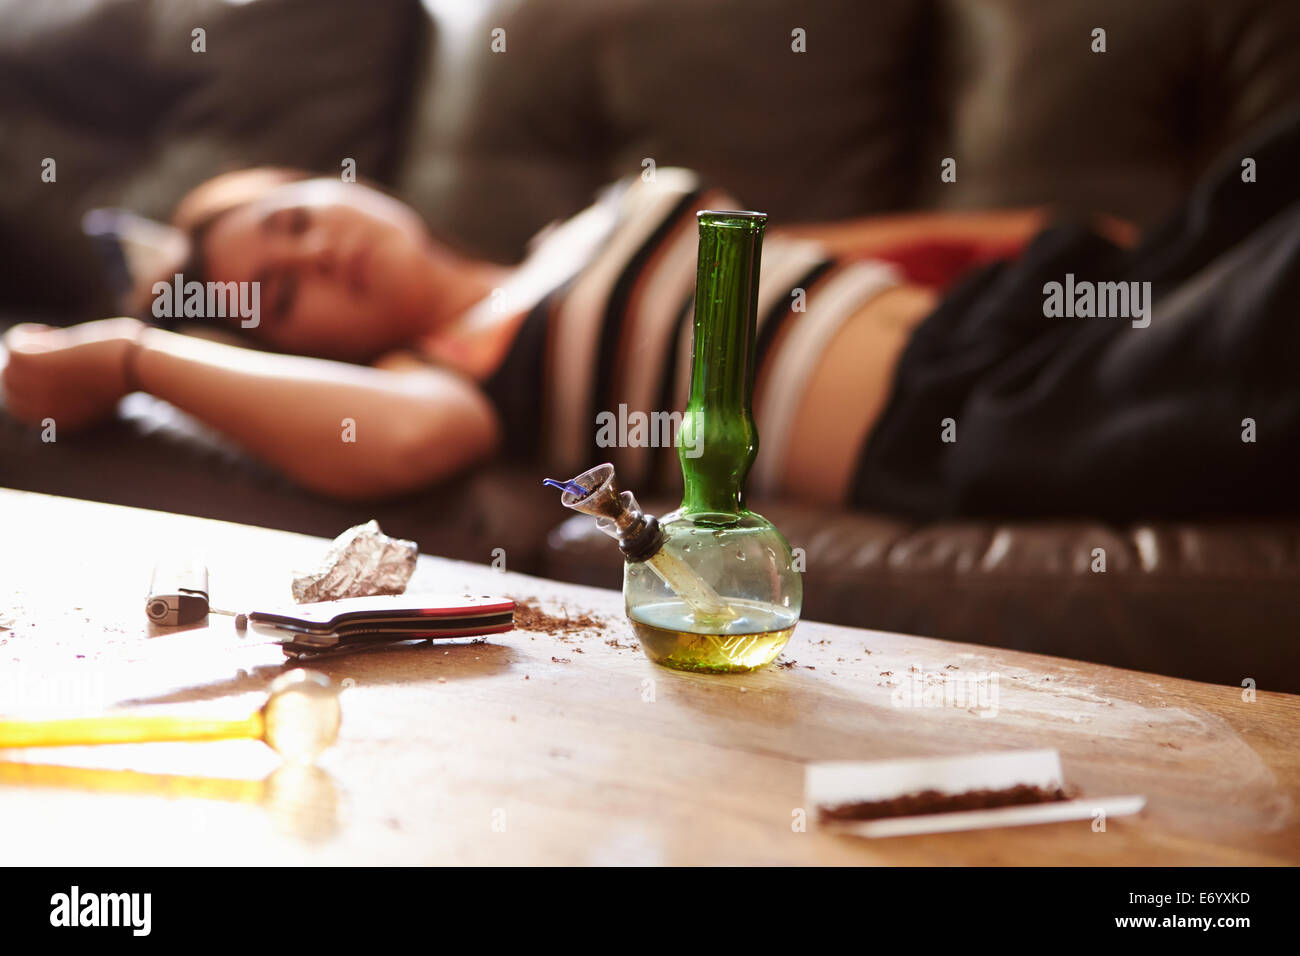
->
[643,548,736,625]
[545,465,736,624]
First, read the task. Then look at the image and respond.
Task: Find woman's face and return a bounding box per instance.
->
[200,179,437,359]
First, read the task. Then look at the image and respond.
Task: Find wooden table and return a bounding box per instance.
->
[0,489,1296,865]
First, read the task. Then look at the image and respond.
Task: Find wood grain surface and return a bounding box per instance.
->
[0,490,1295,865]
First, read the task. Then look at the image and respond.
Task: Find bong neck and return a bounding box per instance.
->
[680,210,766,516]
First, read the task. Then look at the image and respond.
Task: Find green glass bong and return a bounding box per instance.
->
[546,210,802,673]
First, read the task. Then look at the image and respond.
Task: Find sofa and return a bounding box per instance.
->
[3,0,1299,690]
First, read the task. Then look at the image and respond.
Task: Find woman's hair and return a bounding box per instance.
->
[171,167,312,285]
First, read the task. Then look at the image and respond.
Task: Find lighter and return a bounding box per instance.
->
[146,557,210,626]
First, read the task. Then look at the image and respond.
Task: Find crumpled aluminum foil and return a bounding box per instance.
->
[291,520,418,604]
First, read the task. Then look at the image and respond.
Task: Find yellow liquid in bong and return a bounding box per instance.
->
[628,599,797,673]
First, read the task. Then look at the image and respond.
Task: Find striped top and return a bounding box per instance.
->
[471,169,901,499]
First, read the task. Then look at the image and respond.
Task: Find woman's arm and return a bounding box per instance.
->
[2,319,500,500]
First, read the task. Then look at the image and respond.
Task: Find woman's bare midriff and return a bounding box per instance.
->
[778,282,937,505]
[409,278,936,508]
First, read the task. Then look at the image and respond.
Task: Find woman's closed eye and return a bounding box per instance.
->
[254,269,298,325]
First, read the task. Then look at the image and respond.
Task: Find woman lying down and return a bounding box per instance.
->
[4,111,1300,521]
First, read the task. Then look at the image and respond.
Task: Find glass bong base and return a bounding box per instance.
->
[627,598,797,673]
[544,465,801,674]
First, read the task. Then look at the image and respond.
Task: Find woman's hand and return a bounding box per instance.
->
[1,317,144,431]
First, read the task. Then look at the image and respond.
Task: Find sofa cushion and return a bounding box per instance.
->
[925,0,1300,224]
[397,0,928,262]
[400,0,1300,262]
[0,0,426,313]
